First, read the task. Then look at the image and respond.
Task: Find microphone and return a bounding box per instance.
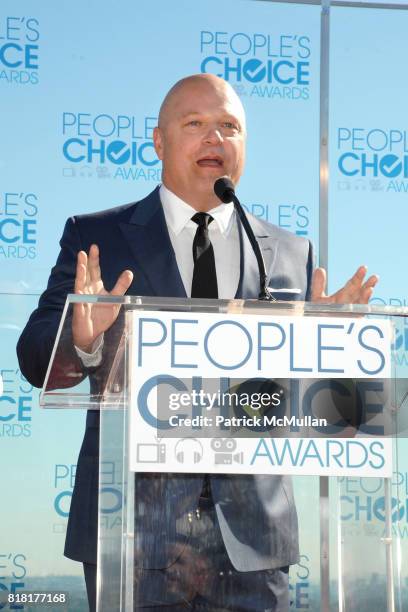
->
[214,177,235,204]
[214,177,275,301]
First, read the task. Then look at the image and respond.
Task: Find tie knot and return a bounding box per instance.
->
[192,212,214,229]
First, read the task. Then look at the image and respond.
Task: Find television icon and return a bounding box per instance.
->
[137,442,166,463]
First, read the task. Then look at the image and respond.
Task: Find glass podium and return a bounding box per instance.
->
[40,295,408,611]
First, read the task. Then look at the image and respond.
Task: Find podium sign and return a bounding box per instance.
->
[129,310,393,477]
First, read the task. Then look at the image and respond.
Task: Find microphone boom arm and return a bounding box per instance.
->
[214,177,276,301]
[231,193,276,302]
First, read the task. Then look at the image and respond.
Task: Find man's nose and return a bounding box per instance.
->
[203,127,223,144]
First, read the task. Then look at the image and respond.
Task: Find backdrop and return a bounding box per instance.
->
[0,0,406,609]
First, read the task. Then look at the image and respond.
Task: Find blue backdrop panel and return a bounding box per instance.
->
[329,6,408,300]
[329,4,408,600]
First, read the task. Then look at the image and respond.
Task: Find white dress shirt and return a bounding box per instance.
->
[159,184,240,299]
[77,184,241,365]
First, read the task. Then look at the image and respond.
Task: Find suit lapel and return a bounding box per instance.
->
[119,189,278,301]
[235,214,278,299]
[119,187,187,298]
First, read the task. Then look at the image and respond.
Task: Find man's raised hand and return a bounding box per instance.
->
[72,244,133,352]
[311,265,379,305]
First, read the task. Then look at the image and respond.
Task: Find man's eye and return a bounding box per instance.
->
[223,122,238,130]
[187,120,201,127]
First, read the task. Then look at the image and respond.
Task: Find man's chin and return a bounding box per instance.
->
[197,172,228,191]
[183,179,223,210]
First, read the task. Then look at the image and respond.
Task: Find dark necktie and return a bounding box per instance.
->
[191,212,218,299]
[191,213,217,501]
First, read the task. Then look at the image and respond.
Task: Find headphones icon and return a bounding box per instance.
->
[175,438,204,464]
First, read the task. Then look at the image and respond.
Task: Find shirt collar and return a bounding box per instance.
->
[159,184,235,237]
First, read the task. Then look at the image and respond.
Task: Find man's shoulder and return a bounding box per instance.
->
[70,186,160,226]
[247,211,310,248]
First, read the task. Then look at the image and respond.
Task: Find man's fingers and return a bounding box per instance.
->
[75,245,104,295]
[359,286,375,304]
[343,265,368,292]
[88,244,101,284]
[311,267,327,301]
[328,267,379,304]
[340,268,378,302]
[111,270,134,296]
[74,251,87,294]
[363,274,379,290]
[358,274,379,304]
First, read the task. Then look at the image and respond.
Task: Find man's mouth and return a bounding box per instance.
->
[196,156,224,168]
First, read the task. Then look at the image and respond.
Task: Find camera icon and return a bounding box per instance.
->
[211,438,244,465]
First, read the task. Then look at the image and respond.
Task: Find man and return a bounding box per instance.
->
[17,74,378,611]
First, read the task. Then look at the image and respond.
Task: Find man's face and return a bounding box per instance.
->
[153,79,246,211]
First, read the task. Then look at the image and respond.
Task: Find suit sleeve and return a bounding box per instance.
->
[17,216,83,388]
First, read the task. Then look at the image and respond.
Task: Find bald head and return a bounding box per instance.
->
[158,74,246,132]
[153,73,246,211]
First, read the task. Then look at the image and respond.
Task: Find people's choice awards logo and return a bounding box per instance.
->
[0,16,39,85]
[0,192,38,260]
[0,367,33,438]
[54,462,123,532]
[0,552,27,604]
[336,128,408,194]
[200,30,311,101]
[340,473,408,540]
[61,112,162,182]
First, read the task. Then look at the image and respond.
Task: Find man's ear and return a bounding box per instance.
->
[153,126,164,160]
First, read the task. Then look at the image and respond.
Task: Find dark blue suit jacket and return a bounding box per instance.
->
[17,186,313,569]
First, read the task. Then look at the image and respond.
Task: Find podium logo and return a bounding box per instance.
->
[336,127,408,195]
[200,30,311,101]
[0,368,32,438]
[0,16,39,85]
[61,112,162,183]
[0,192,38,260]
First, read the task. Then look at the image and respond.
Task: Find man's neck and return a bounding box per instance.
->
[161,181,219,212]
